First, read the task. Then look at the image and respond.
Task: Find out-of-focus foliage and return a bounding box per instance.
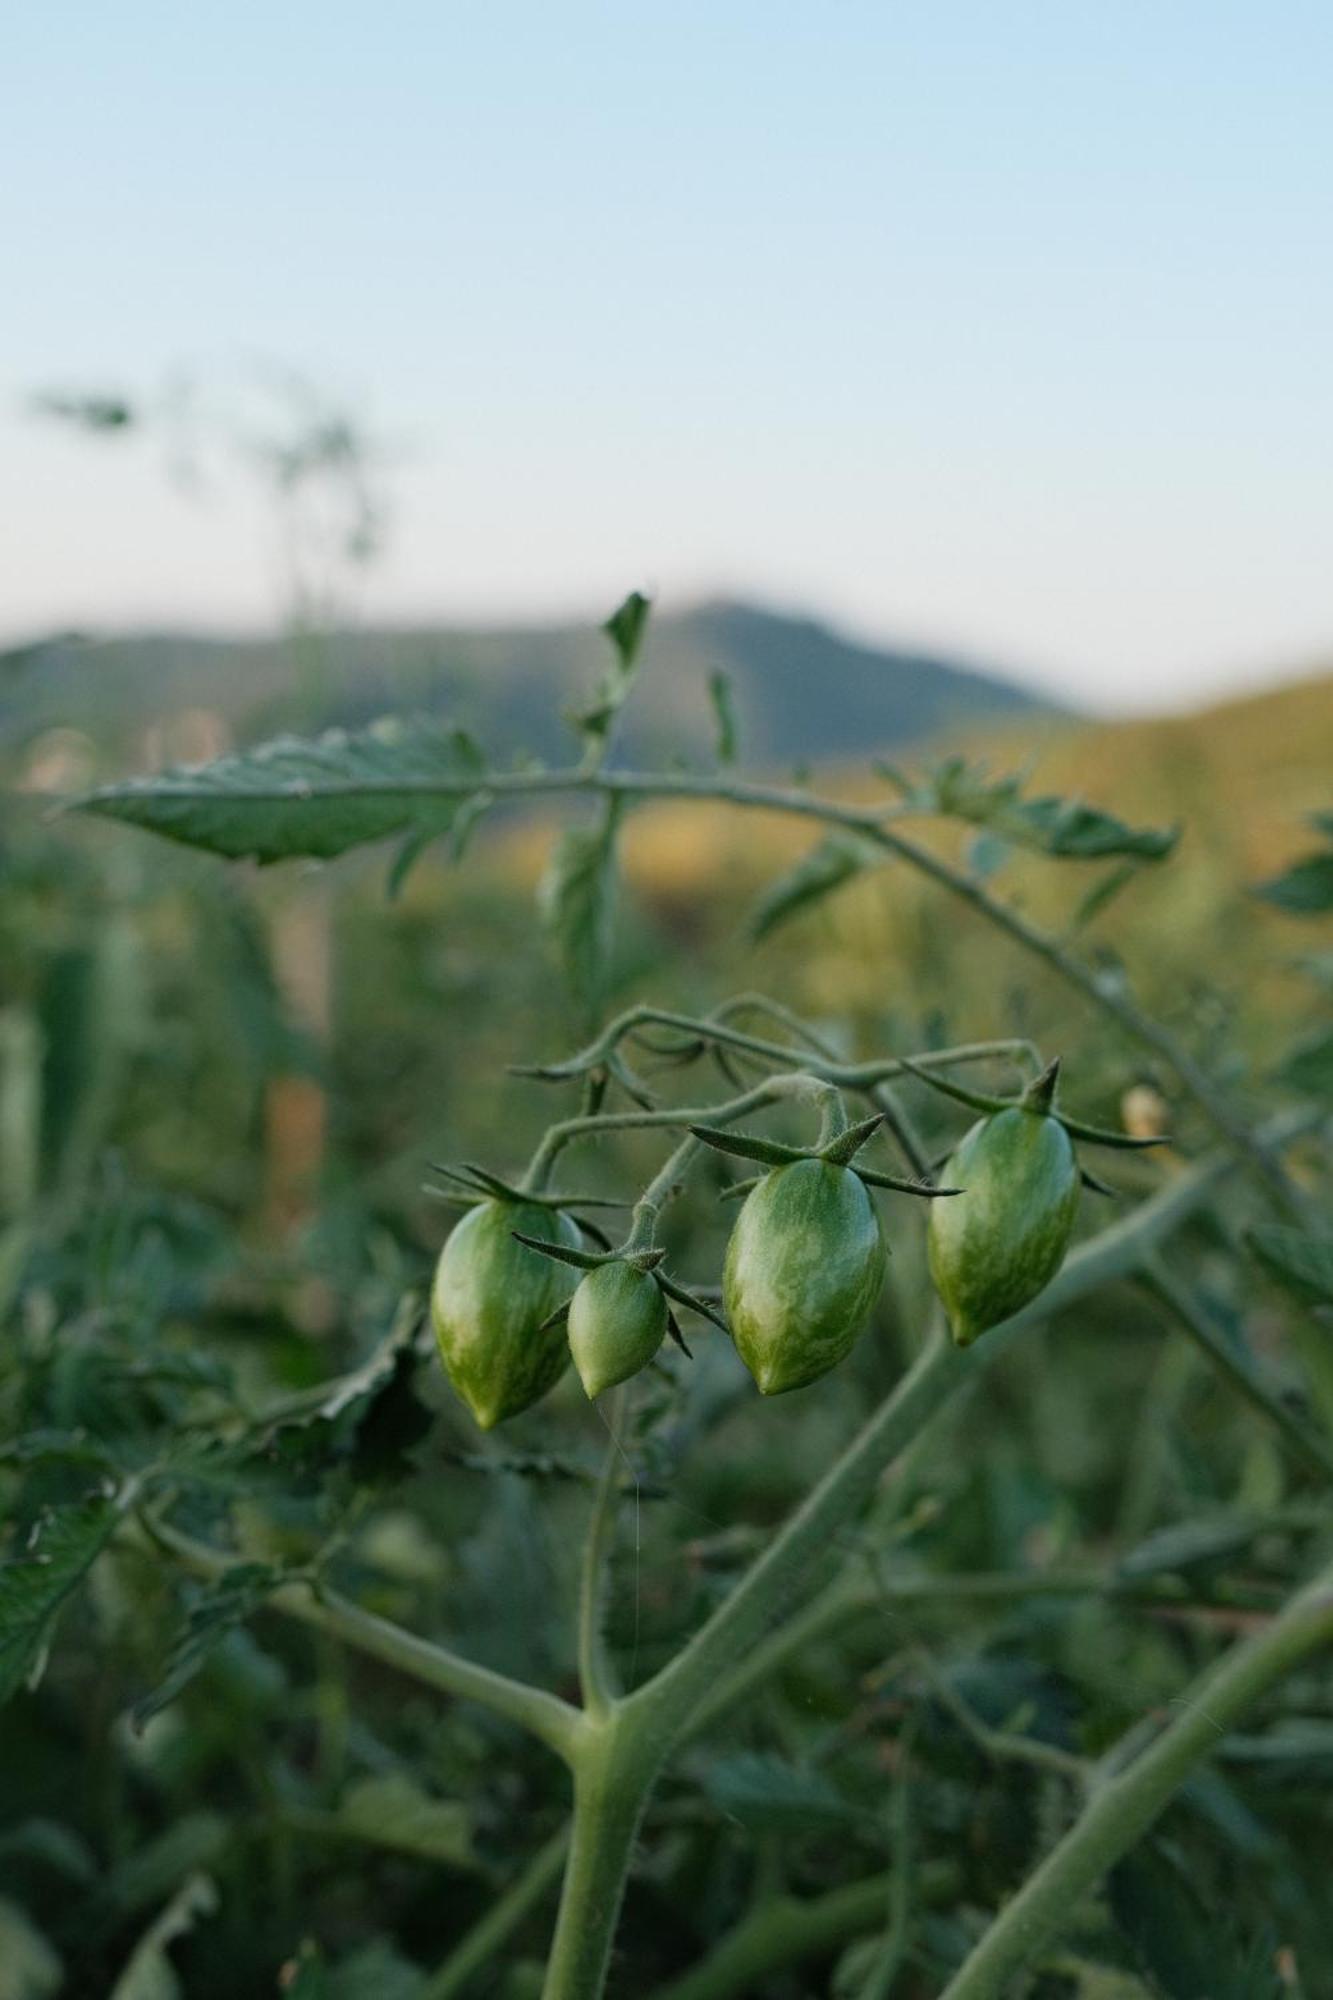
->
[1,647,1331,1996]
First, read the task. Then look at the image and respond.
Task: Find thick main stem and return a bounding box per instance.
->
[633,1331,968,1742]
[542,1723,663,2000]
[939,1552,1333,2000]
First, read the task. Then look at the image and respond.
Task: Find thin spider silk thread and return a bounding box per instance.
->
[596,1397,642,1692]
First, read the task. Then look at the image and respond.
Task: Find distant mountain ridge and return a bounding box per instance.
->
[2,599,1059,772]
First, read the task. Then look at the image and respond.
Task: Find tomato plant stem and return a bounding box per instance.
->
[541,1722,661,2000]
[146,1519,585,1763]
[938,1551,1333,2000]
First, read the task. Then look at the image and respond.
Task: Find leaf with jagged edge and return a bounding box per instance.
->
[0,1497,119,1706]
[748,832,883,942]
[1110,1845,1283,2000]
[131,1563,285,1731]
[0,1897,62,1999]
[74,718,489,865]
[1249,1225,1333,1307]
[539,795,622,1017]
[570,591,652,751]
[1254,827,1333,915]
[1275,1025,1333,1097]
[702,1751,863,1832]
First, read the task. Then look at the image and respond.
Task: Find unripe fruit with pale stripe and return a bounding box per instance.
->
[723,1158,887,1394]
[431,1199,579,1428]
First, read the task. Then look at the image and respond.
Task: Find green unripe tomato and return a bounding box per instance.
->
[927,1106,1080,1347]
[431,1199,579,1429]
[723,1158,887,1395]
[568,1260,668,1400]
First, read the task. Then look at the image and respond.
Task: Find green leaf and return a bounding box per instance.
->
[1253,849,1333,915]
[1068,859,1141,934]
[907,757,1178,861]
[34,388,136,432]
[603,589,652,675]
[966,831,1011,880]
[701,1752,860,1832]
[539,795,622,1017]
[708,668,738,765]
[571,592,653,750]
[0,1897,62,2000]
[1004,794,1178,860]
[0,1819,98,1885]
[282,1940,427,2000]
[75,719,488,866]
[210,1305,432,1493]
[1110,1847,1281,2000]
[99,1816,226,1924]
[132,1563,284,1729]
[1275,1025,1333,1097]
[1248,1225,1333,1307]
[749,832,881,942]
[0,1497,118,1705]
[1118,1513,1262,1581]
[107,1874,219,2000]
[335,1773,473,1868]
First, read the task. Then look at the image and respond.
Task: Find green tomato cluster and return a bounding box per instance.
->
[431,1073,1116,1428]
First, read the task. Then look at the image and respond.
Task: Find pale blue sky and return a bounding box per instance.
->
[4,3,1332,709]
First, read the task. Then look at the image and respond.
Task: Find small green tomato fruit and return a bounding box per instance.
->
[927,1106,1080,1347]
[431,1199,579,1428]
[568,1260,668,1399]
[723,1157,887,1395]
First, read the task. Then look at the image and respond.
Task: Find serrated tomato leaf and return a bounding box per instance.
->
[0,1497,119,1705]
[749,832,881,942]
[74,719,489,865]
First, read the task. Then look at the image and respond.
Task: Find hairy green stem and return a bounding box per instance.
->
[532,1001,1034,1102]
[938,1551,1333,2000]
[684,1560,1293,1747]
[630,1329,967,1743]
[524,1073,812,1189]
[541,1721,662,2000]
[148,1519,585,1764]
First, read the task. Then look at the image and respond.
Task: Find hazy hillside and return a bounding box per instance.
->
[1,599,1054,775]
